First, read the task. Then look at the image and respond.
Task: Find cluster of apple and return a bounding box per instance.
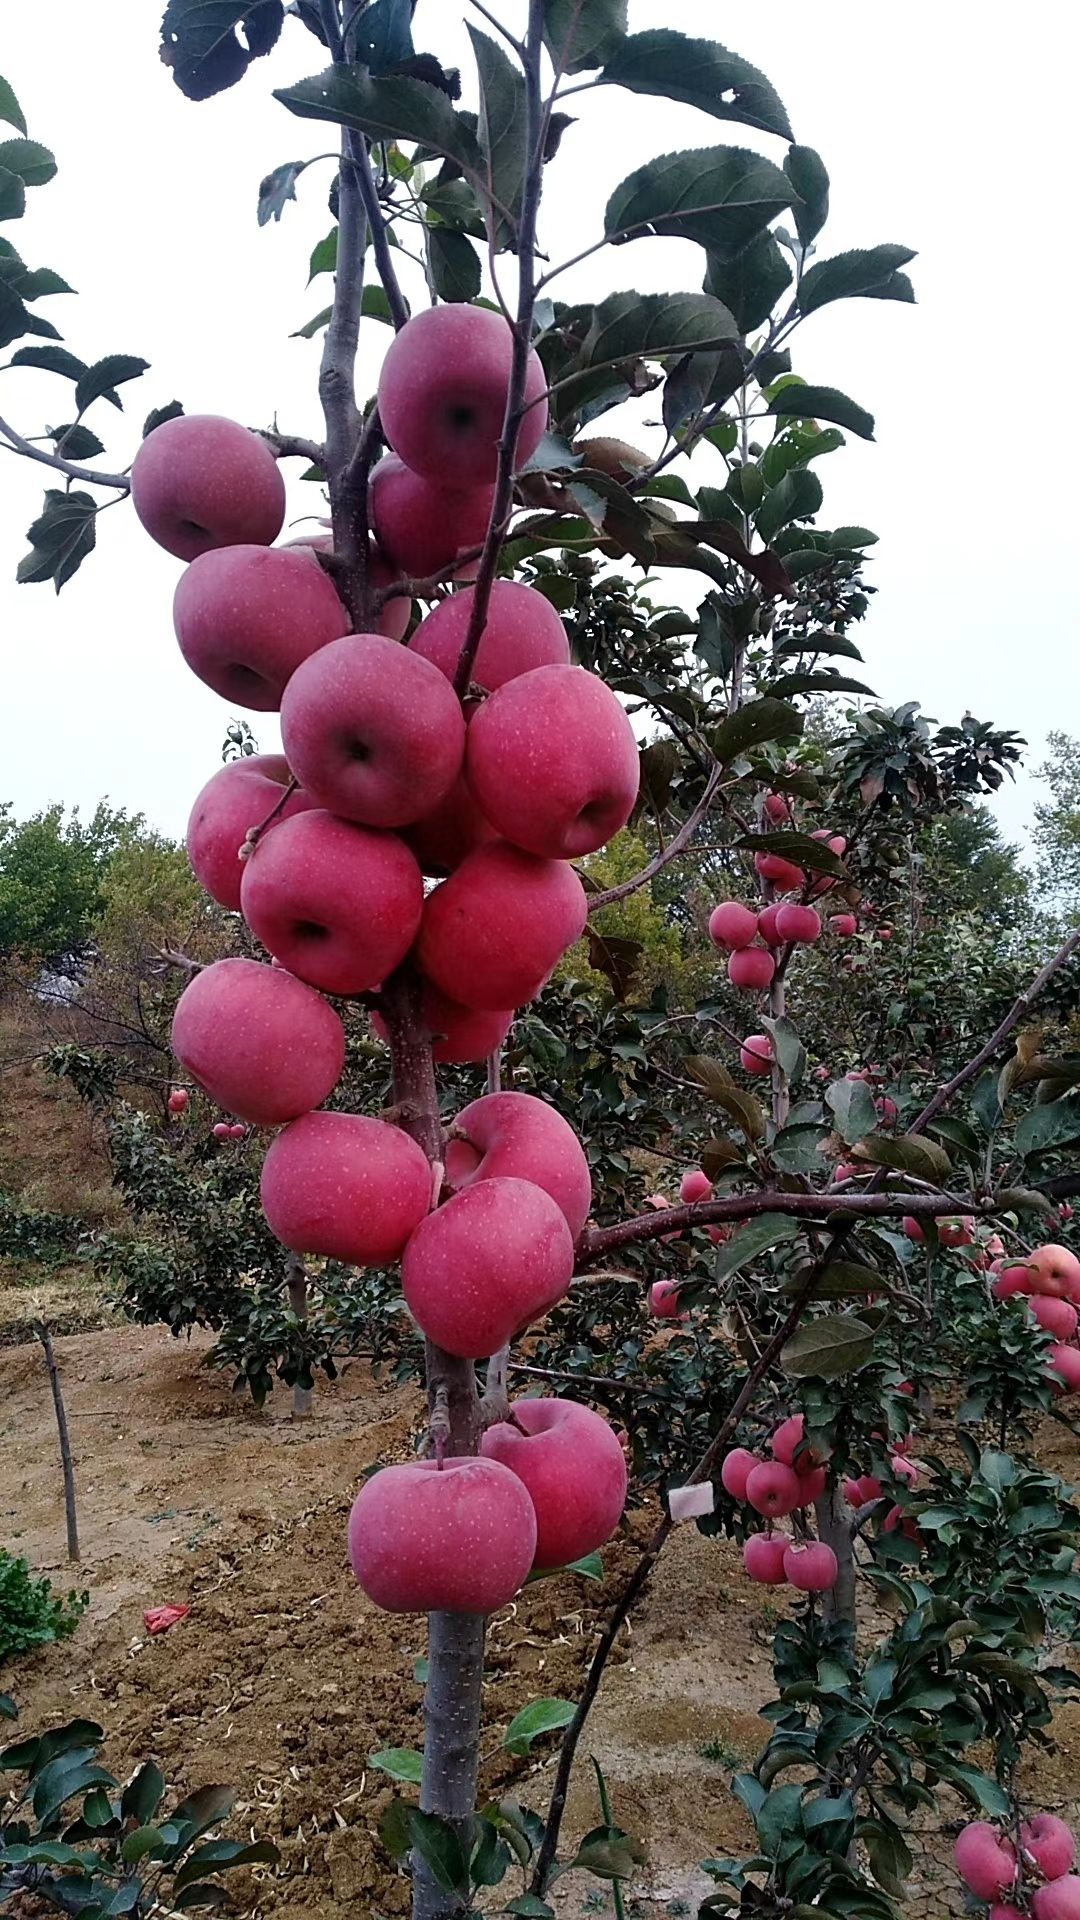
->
[721,1416,839,1593]
[990,1243,1080,1394]
[955,1814,1079,1917]
[644,1167,730,1320]
[167,1083,244,1143]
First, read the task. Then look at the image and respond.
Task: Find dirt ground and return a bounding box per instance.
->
[4,1327,1080,1919]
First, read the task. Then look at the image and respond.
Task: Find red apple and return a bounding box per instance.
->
[829,913,858,937]
[795,1465,827,1505]
[877,1095,899,1123]
[167,1088,189,1115]
[261,1110,431,1264]
[172,545,348,709]
[465,665,639,859]
[994,1263,1035,1300]
[1034,1879,1080,1920]
[369,452,495,579]
[774,903,821,945]
[1048,1345,1080,1393]
[763,793,790,823]
[186,753,315,910]
[417,842,587,1010]
[288,533,410,640]
[903,1216,925,1244]
[228,1123,246,1140]
[403,1177,574,1357]
[648,1278,685,1319]
[130,414,285,560]
[708,901,759,951]
[372,984,514,1066]
[743,1533,789,1584]
[720,1447,759,1501]
[171,957,345,1126]
[770,1413,814,1467]
[844,1473,883,1506]
[280,632,465,828]
[811,829,847,856]
[740,1033,774,1076]
[1021,1815,1075,1883]
[481,1398,627,1569]
[745,1461,803,1519]
[240,810,423,994]
[378,304,548,484]
[754,851,805,891]
[680,1169,713,1205]
[348,1456,536,1614]
[954,1823,1017,1902]
[1030,1296,1079,1340]
[938,1216,975,1249]
[445,1091,591,1240]
[757,904,783,947]
[212,1121,231,1140]
[1029,1244,1080,1301]
[403,773,498,875]
[783,1541,838,1591]
[727,947,776,991]
[409,579,570,691]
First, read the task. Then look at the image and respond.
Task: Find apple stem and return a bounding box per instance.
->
[239,776,299,862]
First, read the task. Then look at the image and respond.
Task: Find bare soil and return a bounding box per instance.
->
[4,1326,1080,1919]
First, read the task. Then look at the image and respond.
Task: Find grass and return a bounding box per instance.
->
[698,1735,745,1769]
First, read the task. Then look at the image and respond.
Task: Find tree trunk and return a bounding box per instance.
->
[814,1482,857,1628]
[39,1323,79,1562]
[286,1253,314,1418]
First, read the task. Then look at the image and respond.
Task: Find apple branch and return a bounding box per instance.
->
[345,130,411,333]
[451,0,546,699]
[579,1187,999,1263]
[0,414,130,492]
[587,763,723,912]
[257,428,325,466]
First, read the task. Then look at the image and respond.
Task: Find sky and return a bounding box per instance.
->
[1,2,1077,855]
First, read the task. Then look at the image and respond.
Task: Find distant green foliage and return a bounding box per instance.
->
[0,800,152,970]
[0,1552,86,1665]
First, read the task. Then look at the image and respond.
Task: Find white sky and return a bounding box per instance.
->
[1,3,1076,853]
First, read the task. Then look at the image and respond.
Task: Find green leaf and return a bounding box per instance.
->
[826,1076,878,1146]
[10,344,86,379]
[704,231,791,336]
[0,1692,16,1720]
[161,1,285,101]
[505,1899,555,1918]
[996,1186,1056,1217]
[468,27,526,240]
[173,1839,279,1892]
[738,830,845,877]
[378,1796,414,1860]
[771,1124,830,1175]
[605,147,795,258]
[767,384,874,441]
[782,1260,881,1299]
[853,1133,951,1184]
[934,1761,1010,1818]
[798,244,916,315]
[121,1762,165,1827]
[684,1056,767,1143]
[355,0,416,72]
[0,167,25,222]
[275,66,483,190]
[74,355,149,414]
[47,423,104,461]
[709,697,802,765]
[1015,1095,1080,1160]
[714,1213,800,1282]
[784,145,829,245]
[291,304,333,339]
[368,1747,424,1784]
[428,227,481,302]
[543,0,627,74]
[0,139,56,188]
[0,78,27,137]
[121,1824,167,1864]
[600,32,792,139]
[32,1756,117,1825]
[17,488,97,591]
[754,468,823,543]
[307,228,337,283]
[171,1784,235,1836]
[143,400,184,437]
[576,290,740,374]
[828,525,879,549]
[760,1015,805,1085]
[173,1887,230,1910]
[408,1810,469,1896]
[782,1312,876,1379]
[503,1698,575,1757]
[257,159,306,225]
[768,670,876,700]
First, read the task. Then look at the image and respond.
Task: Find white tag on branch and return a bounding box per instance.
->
[668,1482,714,1523]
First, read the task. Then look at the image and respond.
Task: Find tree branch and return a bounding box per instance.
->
[258,428,325,466]
[578,1188,1000,1263]
[587,763,723,913]
[0,414,129,492]
[345,131,411,333]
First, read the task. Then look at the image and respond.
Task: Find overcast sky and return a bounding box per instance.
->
[1,3,1076,854]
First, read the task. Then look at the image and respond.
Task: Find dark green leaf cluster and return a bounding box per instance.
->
[0,1555,86,1665]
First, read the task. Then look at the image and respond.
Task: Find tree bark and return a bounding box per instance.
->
[286,1253,313,1419]
[814,1482,857,1628]
[39,1323,79,1563]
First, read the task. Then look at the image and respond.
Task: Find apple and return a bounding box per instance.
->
[783,1541,838,1591]
[130,413,286,559]
[1048,1345,1080,1393]
[740,1033,774,1076]
[172,545,348,710]
[774,903,821,945]
[186,753,315,910]
[1030,1296,1079,1340]
[720,1447,759,1501]
[989,1907,1026,1920]
[877,1095,899,1123]
[757,905,783,947]
[727,947,776,990]
[745,1461,803,1519]
[228,1123,246,1140]
[680,1169,713,1205]
[171,957,345,1126]
[743,1533,789,1585]
[369,452,495,579]
[648,1279,685,1319]
[890,1453,919,1487]
[481,1398,627,1569]
[167,1088,189,1115]
[770,1414,815,1468]
[404,773,498,875]
[280,633,465,828]
[954,1823,1017,1902]
[465,665,639,859]
[883,1504,921,1544]
[763,793,790,823]
[993,1264,1034,1300]
[348,1457,536,1614]
[754,851,805,891]
[372,984,514,1066]
[811,830,847,856]
[708,901,759,951]
[1034,1880,1080,1920]
[288,531,410,640]
[1029,1244,1080,1301]
[212,1121,231,1141]
[795,1465,827,1505]
[445,1091,591,1240]
[409,579,570,692]
[829,913,858,937]
[378,304,548,484]
[903,1216,925,1244]
[938,1216,975,1250]
[402,1177,574,1357]
[261,1110,431,1264]
[240,810,423,995]
[844,1473,883,1506]
[1022,1814,1076,1882]
[416,841,587,1011]
[877,925,894,940]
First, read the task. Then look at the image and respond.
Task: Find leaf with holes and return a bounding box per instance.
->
[605,147,795,257]
[684,1056,766,1144]
[276,66,483,186]
[75,355,149,414]
[161,1,284,100]
[767,384,874,441]
[826,1075,878,1145]
[17,489,97,591]
[543,0,627,74]
[257,159,307,225]
[853,1133,951,1184]
[714,1213,800,1282]
[782,1312,876,1379]
[798,244,916,315]
[600,30,791,138]
[468,27,526,241]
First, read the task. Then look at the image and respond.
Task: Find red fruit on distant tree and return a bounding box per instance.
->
[348,1457,536,1614]
[754,851,805,891]
[444,1091,591,1240]
[648,1279,685,1319]
[465,665,639,860]
[378,305,548,485]
[877,1095,899,1123]
[167,1088,189,1115]
[172,545,348,710]
[417,842,587,1011]
[212,1121,231,1141]
[763,793,790,823]
[743,1533,789,1585]
[240,810,423,996]
[171,957,345,1126]
[409,579,570,691]
[372,986,514,1067]
[720,1447,759,1501]
[829,913,858,936]
[783,1541,838,1591]
[369,452,495,580]
[402,1178,574,1357]
[954,1824,1017,1902]
[810,829,847,856]
[745,1461,803,1519]
[280,633,466,828]
[261,1112,431,1265]
[680,1168,713,1205]
[740,1033,774,1076]
[1021,1814,1076,1882]
[130,413,285,559]
[481,1398,627,1569]
[877,925,894,940]
[708,901,759,951]
[728,946,776,990]
[228,1123,246,1140]
[186,753,315,910]
[903,1216,925,1243]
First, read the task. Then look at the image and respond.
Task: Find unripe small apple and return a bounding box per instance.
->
[763,793,790,823]
[262,1111,431,1265]
[829,913,858,937]
[168,1088,189,1115]
[720,1447,759,1501]
[754,851,805,891]
[783,1541,838,1591]
[1021,1814,1076,1883]
[648,1278,685,1319]
[378,304,548,484]
[708,900,759,951]
[1033,1877,1080,1920]
[131,413,285,559]
[1048,1345,1080,1394]
[774,903,821,945]
[186,753,315,910]
[369,452,495,579]
[1030,1296,1079,1340]
[680,1168,713,1205]
[740,1033,774,1076]
[173,544,349,710]
[756,905,783,947]
[372,985,514,1066]
[445,1091,591,1240]
[171,957,345,1126]
[745,1460,803,1519]
[465,665,639,859]
[417,842,587,1011]
[727,946,776,990]
[348,1457,537,1614]
[402,1177,574,1357]
[954,1823,1017,1902]
[409,579,570,691]
[481,1398,627,1569]
[743,1533,789,1584]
